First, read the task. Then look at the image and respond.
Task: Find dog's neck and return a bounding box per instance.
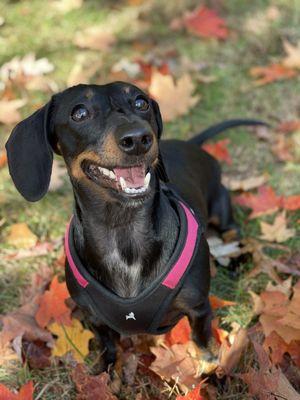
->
[71,178,179,297]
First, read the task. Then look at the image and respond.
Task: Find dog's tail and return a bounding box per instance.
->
[188,119,269,146]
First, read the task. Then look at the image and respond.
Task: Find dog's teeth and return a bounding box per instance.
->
[144,172,151,188]
[119,177,127,190]
[109,171,116,180]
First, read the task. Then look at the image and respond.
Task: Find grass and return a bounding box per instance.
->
[0,0,300,398]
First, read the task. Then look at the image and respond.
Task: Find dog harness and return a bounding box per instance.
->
[65,190,203,335]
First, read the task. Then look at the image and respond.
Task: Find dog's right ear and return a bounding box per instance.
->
[5,101,54,202]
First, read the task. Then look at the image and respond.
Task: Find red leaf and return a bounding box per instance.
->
[0,381,34,400]
[283,195,300,211]
[183,6,229,40]
[35,275,72,328]
[176,383,205,400]
[209,295,235,310]
[234,185,282,218]
[277,120,300,134]
[202,139,232,164]
[137,61,170,85]
[164,317,191,346]
[250,64,297,85]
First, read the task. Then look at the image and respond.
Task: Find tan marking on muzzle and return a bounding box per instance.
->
[70,150,102,179]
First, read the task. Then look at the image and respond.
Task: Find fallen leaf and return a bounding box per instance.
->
[49,318,94,362]
[222,174,268,191]
[202,139,232,165]
[0,295,53,347]
[5,223,38,249]
[263,331,289,365]
[48,159,67,191]
[260,211,295,243]
[239,341,300,400]
[0,150,7,168]
[182,6,229,40]
[0,341,18,367]
[250,63,297,85]
[149,72,200,122]
[52,0,83,13]
[0,381,34,400]
[265,276,293,296]
[22,339,51,369]
[164,317,191,346]
[282,40,300,69]
[277,282,300,330]
[271,134,294,162]
[283,195,300,211]
[35,275,72,328]
[0,99,27,125]
[4,241,54,261]
[235,185,282,218]
[207,236,240,266]
[277,120,300,134]
[74,27,116,51]
[209,295,236,310]
[176,382,205,400]
[72,364,117,400]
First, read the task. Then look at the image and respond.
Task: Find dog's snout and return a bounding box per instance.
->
[118,129,153,156]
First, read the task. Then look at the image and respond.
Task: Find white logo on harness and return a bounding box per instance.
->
[126,312,136,320]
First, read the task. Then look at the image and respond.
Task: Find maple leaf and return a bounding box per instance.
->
[72,364,117,400]
[183,6,229,40]
[271,135,294,162]
[74,26,116,51]
[5,223,38,249]
[234,185,282,219]
[164,317,191,346]
[0,381,34,400]
[260,211,295,243]
[22,339,51,369]
[283,195,300,211]
[209,295,235,310]
[49,318,94,362]
[282,40,300,69]
[35,275,72,328]
[148,72,200,122]
[222,174,268,191]
[239,341,300,400]
[0,99,27,125]
[0,295,53,346]
[176,382,205,400]
[202,139,232,165]
[262,331,300,366]
[250,63,297,85]
[277,282,300,330]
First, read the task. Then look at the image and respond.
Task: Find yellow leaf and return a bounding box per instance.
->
[282,40,300,69]
[6,223,38,249]
[149,72,200,122]
[74,27,116,51]
[259,211,295,243]
[49,319,94,362]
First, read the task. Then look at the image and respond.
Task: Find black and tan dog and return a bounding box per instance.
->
[6,82,265,368]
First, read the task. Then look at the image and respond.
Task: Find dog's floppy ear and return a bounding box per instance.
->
[5,101,54,202]
[151,99,163,139]
[151,99,169,182]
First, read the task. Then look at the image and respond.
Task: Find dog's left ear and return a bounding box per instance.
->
[5,101,54,202]
[151,99,169,182]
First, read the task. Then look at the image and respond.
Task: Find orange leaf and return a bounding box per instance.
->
[202,139,232,165]
[164,317,191,346]
[250,63,297,85]
[234,185,282,218]
[283,195,300,211]
[176,383,205,400]
[0,381,34,400]
[277,120,300,134]
[209,295,235,310]
[183,6,229,40]
[263,331,289,365]
[35,275,72,328]
[0,150,7,168]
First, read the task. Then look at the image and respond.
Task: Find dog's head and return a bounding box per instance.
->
[6,82,167,205]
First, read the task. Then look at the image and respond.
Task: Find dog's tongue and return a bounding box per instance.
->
[114,166,145,188]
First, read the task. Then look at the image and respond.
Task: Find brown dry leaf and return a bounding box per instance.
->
[265,276,293,296]
[277,282,300,330]
[222,174,268,191]
[49,319,94,362]
[283,40,300,69]
[0,295,53,347]
[0,341,18,367]
[149,72,200,122]
[5,223,38,249]
[72,364,117,400]
[0,99,27,125]
[207,236,240,266]
[150,341,213,392]
[74,27,116,51]
[260,211,295,243]
[250,63,297,85]
[260,314,300,344]
[240,341,300,400]
[272,134,294,162]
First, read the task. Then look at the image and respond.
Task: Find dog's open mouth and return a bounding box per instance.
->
[83,162,151,196]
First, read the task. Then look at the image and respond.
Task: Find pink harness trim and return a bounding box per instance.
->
[65,219,89,288]
[65,201,198,290]
[162,202,199,289]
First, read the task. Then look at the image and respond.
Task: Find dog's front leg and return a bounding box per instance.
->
[93,324,119,371]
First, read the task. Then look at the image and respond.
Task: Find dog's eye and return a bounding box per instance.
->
[71,105,90,122]
[134,97,149,112]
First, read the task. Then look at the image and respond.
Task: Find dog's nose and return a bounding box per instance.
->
[118,129,153,156]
